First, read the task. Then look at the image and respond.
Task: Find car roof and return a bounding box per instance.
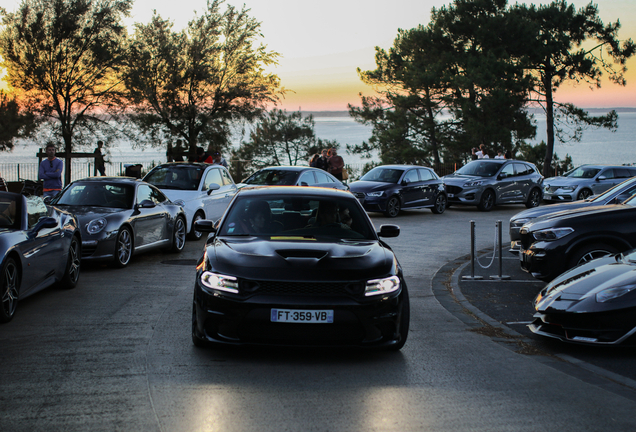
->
[71,176,141,185]
[573,164,635,169]
[154,162,212,168]
[236,185,354,198]
[370,165,434,170]
[256,166,313,172]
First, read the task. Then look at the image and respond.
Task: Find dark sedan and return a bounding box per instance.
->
[51,177,187,267]
[1,192,81,323]
[519,194,636,281]
[239,166,349,191]
[348,165,446,218]
[191,186,410,350]
[509,176,636,253]
[529,249,636,345]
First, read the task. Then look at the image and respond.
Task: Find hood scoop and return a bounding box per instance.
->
[276,249,328,260]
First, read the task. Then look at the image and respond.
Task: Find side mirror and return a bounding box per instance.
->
[378,224,400,238]
[194,219,216,233]
[33,217,57,232]
[43,196,52,204]
[137,199,156,209]
[401,179,409,186]
[498,172,508,180]
[596,176,606,181]
[207,183,221,195]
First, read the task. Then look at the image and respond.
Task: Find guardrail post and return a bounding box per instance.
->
[462,220,483,280]
[490,220,510,280]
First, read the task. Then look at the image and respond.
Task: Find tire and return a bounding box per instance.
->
[577,189,592,200]
[568,243,619,269]
[384,196,401,218]
[386,285,410,351]
[0,257,20,323]
[114,226,133,268]
[188,212,205,240]
[431,193,447,214]
[170,217,187,253]
[525,188,542,208]
[477,190,495,212]
[192,300,209,348]
[60,235,81,289]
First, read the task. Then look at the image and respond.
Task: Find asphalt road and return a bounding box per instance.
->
[1,203,635,431]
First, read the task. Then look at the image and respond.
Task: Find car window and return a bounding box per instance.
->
[26,196,48,229]
[514,163,532,176]
[55,182,134,208]
[600,169,615,179]
[204,168,224,190]
[615,168,632,179]
[500,163,515,177]
[245,170,298,186]
[567,166,601,178]
[0,195,20,229]
[360,168,404,183]
[455,161,501,177]
[219,195,374,240]
[145,165,203,191]
[418,169,434,181]
[403,169,419,183]
[220,169,234,186]
[315,171,334,183]
[298,171,316,185]
[136,184,153,204]
[149,185,168,204]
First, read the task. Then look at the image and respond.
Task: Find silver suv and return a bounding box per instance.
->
[443,159,543,211]
[542,164,636,202]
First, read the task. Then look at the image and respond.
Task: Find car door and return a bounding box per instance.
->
[417,168,437,206]
[512,163,534,201]
[298,170,317,186]
[202,167,236,221]
[495,163,517,202]
[132,184,167,246]
[313,170,340,190]
[400,169,423,207]
[591,168,621,195]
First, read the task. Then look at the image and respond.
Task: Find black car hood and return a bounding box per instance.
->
[348,181,394,193]
[208,237,395,281]
[511,200,596,221]
[527,204,631,230]
[54,205,127,221]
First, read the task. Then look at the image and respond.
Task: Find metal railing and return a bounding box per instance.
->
[0,161,158,183]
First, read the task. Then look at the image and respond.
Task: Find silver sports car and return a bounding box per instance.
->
[51,177,187,267]
[1,191,81,323]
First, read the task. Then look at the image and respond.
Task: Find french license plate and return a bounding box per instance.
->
[271,309,334,323]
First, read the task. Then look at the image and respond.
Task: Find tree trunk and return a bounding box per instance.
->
[542,67,555,177]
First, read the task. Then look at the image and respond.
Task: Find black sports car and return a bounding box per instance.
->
[51,177,187,267]
[348,165,446,217]
[530,249,636,345]
[1,192,81,323]
[239,166,349,191]
[191,186,410,350]
[509,176,636,253]
[519,195,636,281]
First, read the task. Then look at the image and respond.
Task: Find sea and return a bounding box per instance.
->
[2,108,635,179]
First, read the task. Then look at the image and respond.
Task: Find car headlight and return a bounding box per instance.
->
[86,218,107,234]
[511,217,531,228]
[365,275,400,297]
[596,284,636,302]
[560,186,577,192]
[531,227,574,241]
[200,271,239,294]
[463,180,484,187]
[366,191,383,197]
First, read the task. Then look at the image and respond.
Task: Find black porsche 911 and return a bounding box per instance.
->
[530,249,636,346]
[191,186,410,350]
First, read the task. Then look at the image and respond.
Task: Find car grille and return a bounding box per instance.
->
[240,279,364,296]
[81,244,97,258]
[446,185,463,195]
[353,192,365,199]
[545,186,560,193]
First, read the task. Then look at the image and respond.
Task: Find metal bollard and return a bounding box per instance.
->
[462,220,483,280]
[490,220,510,280]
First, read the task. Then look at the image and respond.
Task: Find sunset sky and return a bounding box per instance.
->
[2,0,635,110]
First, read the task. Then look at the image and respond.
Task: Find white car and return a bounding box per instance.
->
[143,162,238,240]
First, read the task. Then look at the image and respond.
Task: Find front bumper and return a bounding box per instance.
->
[192,281,407,348]
[529,311,636,345]
[360,196,388,213]
[519,244,565,281]
[445,185,484,206]
[543,188,576,202]
[81,231,118,261]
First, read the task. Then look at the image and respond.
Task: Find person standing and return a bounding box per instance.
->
[328,147,345,181]
[211,150,228,168]
[94,140,106,176]
[39,143,63,198]
[195,147,213,163]
[173,140,185,162]
[316,149,329,171]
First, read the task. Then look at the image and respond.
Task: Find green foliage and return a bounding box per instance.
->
[0,91,36,151]
[516,141,573,176]
[121,0,282,161]
[0,0,132,182]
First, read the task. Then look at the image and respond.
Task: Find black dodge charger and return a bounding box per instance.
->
[191,186,410,350]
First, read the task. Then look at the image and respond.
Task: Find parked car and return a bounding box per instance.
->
[0,191,81,323]
[143,162,237,240]
[529,249,636,346]
[238,166,349,191]
[51,177,187,267]
[509,176,636,253]
[443,159,543,211]
[519,194,636,281]
[348,165,446,218]
[542,164,636,202]
[191,186,410,350]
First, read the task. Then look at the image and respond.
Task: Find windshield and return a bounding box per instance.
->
[455,161,502,177]
[54,183,134,209]
[244,169,299,186]
[218,195,375,240]
[565,166,601,179]
[360,168,404,183]
[144,165,204,190]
